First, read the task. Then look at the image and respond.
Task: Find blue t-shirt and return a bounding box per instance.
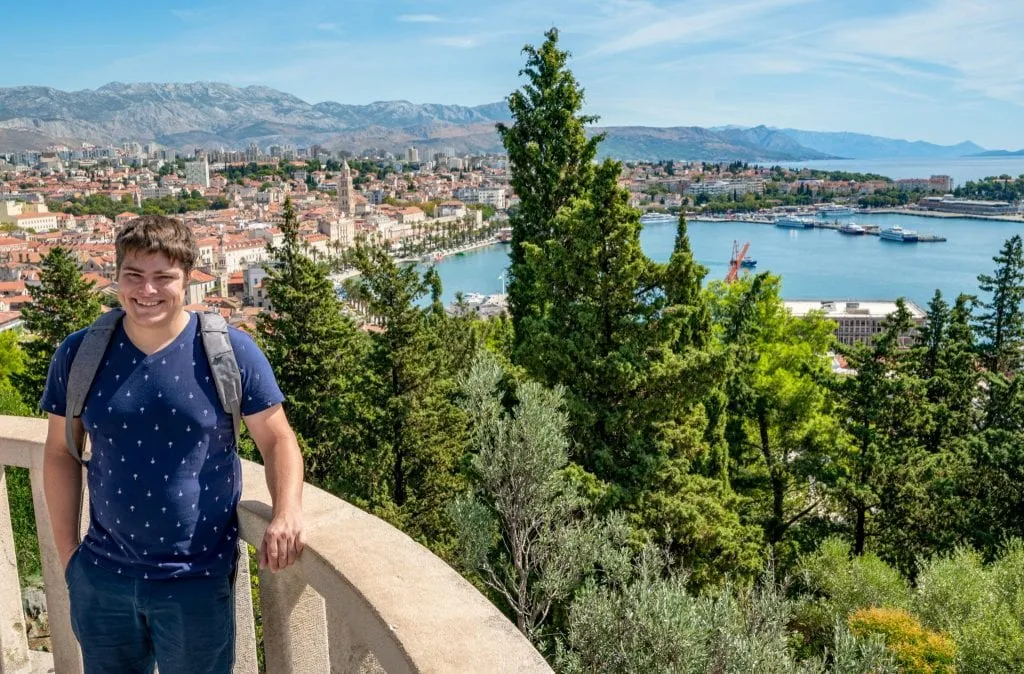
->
[41,312,284,580]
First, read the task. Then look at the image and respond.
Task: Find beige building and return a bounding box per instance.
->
[6,212,59,233]
[219,240,269,274]
[784,299,926,346]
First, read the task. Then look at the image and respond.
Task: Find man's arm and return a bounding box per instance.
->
[42,413,84,570]
[243,403,304,572]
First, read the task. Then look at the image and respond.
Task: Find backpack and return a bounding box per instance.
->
[63,309,243,464]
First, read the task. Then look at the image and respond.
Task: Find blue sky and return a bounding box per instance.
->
[6,0,1024,148]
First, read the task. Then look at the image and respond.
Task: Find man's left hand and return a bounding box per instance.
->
[260,510,305,572]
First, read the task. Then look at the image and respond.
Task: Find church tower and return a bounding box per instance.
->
[338,159,355,218]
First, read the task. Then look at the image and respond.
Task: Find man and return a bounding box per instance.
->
[41,214,305,673]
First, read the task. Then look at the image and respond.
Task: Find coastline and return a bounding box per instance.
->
[863,207,1024,223]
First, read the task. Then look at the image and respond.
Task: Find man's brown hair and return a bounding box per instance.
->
[115,215,198,277]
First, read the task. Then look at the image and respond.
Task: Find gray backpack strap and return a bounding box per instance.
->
[64,309,124,463]
[198,311,243,446]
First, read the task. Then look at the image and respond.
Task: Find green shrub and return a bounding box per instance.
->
[794,537,910,652]
[848,607,955,673]
[914,543,1024,673]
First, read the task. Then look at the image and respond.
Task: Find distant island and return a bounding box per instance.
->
[970,149,1024,157]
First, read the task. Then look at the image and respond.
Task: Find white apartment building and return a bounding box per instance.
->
[454,186,507,210]
[684,178,765,197]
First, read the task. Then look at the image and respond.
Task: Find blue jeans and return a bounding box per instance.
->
[65,548,236,674]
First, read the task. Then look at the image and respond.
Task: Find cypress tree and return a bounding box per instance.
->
[497,27,602,353]
[346,244,466,548]
[975,234,1024,375]
[14,246,101,408]
[256,199,369,487]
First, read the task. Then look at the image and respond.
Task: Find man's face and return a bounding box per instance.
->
[116,251,187,330]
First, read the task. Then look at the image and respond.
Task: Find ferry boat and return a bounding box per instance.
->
[880,225,919,242]
[817,205,856,217]
[774,215,815,229]
[640,212,676,223]
[838,223,866,235]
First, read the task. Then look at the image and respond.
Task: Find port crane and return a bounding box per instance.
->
[726,240,750,282]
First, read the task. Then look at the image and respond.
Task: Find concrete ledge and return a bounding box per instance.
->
[0,415,552,674]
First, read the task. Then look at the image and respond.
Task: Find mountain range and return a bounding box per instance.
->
[0,81,992,162]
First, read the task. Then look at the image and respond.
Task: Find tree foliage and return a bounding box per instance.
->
[14,246,101,408]
[255,199,369,486]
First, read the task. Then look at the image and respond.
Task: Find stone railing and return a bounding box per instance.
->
[0,415,552,674]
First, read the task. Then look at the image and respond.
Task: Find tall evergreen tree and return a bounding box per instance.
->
[831,300,927,562]
[346,244,466,547]
[497,27,602,352]
[515,159,758,584]
[975,234,1024,375]
[912,291,979,452]
[14,246,101,407]
[256,199,369,487]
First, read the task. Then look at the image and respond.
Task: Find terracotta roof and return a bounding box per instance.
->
[189,269,217,284]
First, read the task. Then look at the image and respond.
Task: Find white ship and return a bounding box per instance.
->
[774,215,815,229]
[879,225,919,242]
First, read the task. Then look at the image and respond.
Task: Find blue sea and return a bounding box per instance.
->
[427,212,1024,309]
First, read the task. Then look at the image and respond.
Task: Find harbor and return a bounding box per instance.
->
[656,211,949,242]
[423,211,1017,310]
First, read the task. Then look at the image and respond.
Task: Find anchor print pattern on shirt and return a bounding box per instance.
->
[41,312,284,580]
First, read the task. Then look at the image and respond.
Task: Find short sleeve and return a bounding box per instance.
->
[39,329,88,416]
[229,327,285,416]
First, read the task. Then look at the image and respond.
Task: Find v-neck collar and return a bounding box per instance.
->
[121,311,197,361]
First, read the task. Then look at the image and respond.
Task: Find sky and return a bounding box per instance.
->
[5,0,1024,149]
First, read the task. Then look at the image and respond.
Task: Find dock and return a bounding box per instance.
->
[814,221,946,242]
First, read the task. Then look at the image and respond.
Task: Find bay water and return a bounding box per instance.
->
[429,212,1024,310]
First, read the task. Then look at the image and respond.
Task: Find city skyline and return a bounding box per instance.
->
[5,0,1024,149]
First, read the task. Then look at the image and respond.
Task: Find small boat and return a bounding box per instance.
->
[731,257,757,268]
[774,215,815,228]
[839,223,866,235]
[880,225,919,242]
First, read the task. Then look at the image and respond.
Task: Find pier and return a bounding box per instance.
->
[814,220,947,242]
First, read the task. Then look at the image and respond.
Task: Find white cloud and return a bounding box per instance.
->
[427,36,480,49]
[825,0,1024,106]
[398,14,444,23]
[589,0,820,56]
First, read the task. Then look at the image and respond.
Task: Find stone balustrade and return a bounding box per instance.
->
[0,415,552,674]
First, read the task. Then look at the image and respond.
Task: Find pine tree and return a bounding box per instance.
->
[256,199,369,488]
[975,234,1024,375]
[497,27,603,352]
[346,244,466,547]
[14,246,101,408]
[711,274,842,556]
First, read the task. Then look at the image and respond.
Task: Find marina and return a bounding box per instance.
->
[424,212,1013,310]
